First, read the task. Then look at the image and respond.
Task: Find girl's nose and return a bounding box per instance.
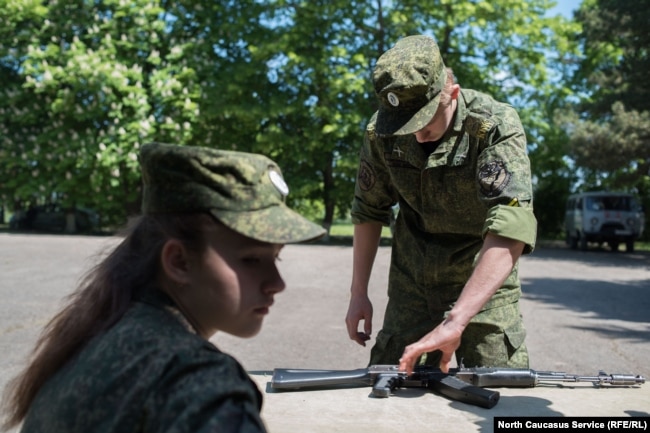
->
[263,266,286,295]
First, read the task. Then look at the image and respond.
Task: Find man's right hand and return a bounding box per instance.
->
[345,294,373,346]
[346,221,382,347]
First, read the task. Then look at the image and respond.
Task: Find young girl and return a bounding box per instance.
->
[1,143,325,433]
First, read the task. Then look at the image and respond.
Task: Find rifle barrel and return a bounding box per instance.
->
[536,372,645,386]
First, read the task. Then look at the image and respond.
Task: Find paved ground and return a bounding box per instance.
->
[1,233,648,431]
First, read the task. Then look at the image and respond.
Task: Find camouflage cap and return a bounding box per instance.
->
[373,35,447,136]
[139,143,326,244]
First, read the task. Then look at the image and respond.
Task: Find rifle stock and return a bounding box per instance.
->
[271,368,374,389]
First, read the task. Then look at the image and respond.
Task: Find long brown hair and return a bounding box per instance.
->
[1,213,214,431]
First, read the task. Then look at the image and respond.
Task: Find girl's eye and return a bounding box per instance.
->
[241,248,282,264]
[242,257,261,264]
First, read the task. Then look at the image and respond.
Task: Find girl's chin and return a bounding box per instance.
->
[225,322,264,339]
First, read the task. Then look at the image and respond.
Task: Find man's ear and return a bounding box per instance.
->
[450,84,460,101]
[161,239,192,285]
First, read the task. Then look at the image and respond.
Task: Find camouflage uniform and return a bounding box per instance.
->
[352,85,537,368]
[21,289,267,433]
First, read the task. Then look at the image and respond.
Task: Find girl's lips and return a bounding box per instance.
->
[254,306,271,315]
[254,299,274,315]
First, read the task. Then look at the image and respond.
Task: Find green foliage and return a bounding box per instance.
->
[1,0,200,223]
[575,0,650,115]
[528,99,579,238]
[0,0,622,239]
[561,0,650,238]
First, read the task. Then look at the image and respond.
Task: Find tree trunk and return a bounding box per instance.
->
[64,211,77,234]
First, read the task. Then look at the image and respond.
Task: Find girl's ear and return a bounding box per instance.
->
[160,239,192,285]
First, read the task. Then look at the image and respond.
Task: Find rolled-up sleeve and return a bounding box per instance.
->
[483,204,537,253]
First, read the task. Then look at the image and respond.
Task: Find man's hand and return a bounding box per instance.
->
[398,318,464,374]
[399,234,526,374]
[345,294,373,346]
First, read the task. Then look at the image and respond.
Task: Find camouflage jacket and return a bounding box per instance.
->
[351,89,537,301]
[21,289,266,433]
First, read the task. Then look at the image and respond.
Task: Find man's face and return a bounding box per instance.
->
[413,84,459,143]
[413,100,456,143]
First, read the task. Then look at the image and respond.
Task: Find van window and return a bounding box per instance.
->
[586,196,631,211]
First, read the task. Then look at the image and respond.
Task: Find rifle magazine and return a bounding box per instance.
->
[429,375,500,409]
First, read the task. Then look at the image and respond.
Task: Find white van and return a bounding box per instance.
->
[564,191,645,252]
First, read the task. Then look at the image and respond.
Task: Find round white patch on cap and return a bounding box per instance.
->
[269,170,289,196]
[387,92,400,107]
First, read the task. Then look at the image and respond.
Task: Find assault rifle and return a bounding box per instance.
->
[271,365,645,409]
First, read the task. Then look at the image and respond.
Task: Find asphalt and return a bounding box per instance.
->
[1,233,649,432]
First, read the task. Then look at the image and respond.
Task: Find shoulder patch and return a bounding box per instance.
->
[358,159,376,191]
[465,113,495,140]
[478,160,511,197]
[476,119,494,140]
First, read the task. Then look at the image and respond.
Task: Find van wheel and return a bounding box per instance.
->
[609,242,619,252]
[626,241,635,253]
[579,234,588,251]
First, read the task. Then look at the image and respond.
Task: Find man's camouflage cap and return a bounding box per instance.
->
[373,35,447,136]
[139,143,326,244]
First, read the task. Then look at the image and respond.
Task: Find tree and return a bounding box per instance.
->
[0,0,579,235]
[564,0,650,238]
[245,0,379,230]
[1,0,197,227]
[0,0,48,213]
[575,0,650,115]
[0,0,276,228]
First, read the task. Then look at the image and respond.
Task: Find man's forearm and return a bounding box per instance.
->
[449,233,525,326]
[350,222,383,295]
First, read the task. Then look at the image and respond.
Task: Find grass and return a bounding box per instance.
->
[322,222,392,246]
[637,242,650,251]
[328,222,650,251]
[328,222,393,238]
